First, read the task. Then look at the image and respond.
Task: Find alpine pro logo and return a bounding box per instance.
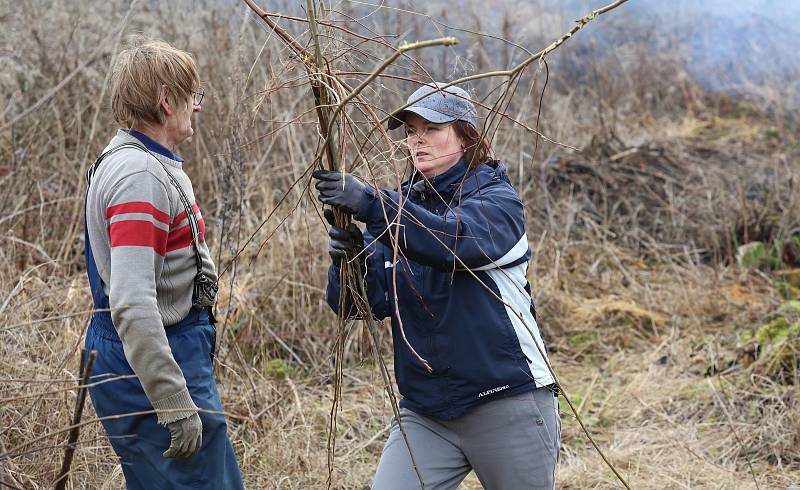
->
[477,385,510,398]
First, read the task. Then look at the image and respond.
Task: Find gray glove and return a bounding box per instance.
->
[312,169,370,216]
[163,412,202,459]
[324,209,364,267]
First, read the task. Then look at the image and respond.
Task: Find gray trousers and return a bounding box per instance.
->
[372,386,561,490]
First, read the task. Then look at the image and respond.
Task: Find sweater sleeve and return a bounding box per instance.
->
[355,182,527,272]
[105,170,197,425]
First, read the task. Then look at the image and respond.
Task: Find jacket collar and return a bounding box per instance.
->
[428,158,469,193]
[124,129,184,163]
[410,159,469,198]
[409,159,510,199]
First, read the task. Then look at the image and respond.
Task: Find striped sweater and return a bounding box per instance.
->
[86,129,217,423]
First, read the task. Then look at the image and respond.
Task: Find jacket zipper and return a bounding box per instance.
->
[417,186,434,371]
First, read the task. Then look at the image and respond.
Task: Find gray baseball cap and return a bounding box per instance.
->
[387,82,478,130]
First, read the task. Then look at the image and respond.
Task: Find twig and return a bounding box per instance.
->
[0,407,248,461]
[0,311,91,439]
[710,377,761,490]
[0,373,137,404]
[1,308,111,332]
[53,349,96,490]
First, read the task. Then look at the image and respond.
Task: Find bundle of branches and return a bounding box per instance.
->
[238,0,632,487]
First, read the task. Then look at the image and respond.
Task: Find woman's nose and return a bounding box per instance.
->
[193,104,202,113]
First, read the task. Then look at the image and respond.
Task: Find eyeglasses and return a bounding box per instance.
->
[405,122,453,139]
[191,88,205,106]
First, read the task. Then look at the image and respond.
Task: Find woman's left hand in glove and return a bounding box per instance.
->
[323,209,364,268]
[312,169,371,216]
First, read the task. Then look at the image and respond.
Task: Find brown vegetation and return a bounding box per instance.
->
[1,0,800,488]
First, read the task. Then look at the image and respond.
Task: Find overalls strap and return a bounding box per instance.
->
[84,143,149,317]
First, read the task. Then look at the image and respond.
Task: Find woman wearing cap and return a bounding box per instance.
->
[313,83,560,489]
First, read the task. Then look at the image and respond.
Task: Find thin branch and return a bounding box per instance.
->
[53,350,97,490]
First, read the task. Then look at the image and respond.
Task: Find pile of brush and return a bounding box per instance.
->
[536,126,800,266]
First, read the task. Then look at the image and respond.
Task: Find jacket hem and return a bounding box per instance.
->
[401,378,539,420]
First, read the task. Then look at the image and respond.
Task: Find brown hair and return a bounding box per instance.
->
[110,39,199,127]
[452,120,492,168]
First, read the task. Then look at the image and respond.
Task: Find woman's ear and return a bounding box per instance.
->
[159,85,173,117]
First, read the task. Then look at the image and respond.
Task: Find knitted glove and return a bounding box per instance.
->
[163,412,202,459]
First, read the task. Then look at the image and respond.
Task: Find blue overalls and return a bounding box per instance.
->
[83,165,244,489]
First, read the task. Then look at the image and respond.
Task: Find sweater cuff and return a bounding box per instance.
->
[152,388,198,425]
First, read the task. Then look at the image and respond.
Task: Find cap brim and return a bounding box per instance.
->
[386,107,456,130]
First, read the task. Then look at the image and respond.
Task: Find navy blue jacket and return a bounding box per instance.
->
[326,159,553,420]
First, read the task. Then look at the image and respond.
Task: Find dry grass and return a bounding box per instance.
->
[2,0,800,488]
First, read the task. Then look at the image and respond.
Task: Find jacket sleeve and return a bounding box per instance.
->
[355,182,527,271]
[326,228,392,320]
[105,170,198,425]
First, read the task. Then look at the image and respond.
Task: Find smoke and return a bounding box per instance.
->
[557,0,800,105]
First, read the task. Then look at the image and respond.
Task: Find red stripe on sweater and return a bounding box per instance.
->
[166,218,205,253]
[108,220,168,256]
[106,202,170,224]
[172,203,201,228]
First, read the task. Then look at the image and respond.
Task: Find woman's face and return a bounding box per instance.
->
[404,113,464,178]
[165,89,202,148]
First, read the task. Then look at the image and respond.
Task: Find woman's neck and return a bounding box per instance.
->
[130,122,176,152]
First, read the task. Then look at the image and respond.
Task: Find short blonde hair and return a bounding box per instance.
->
[110,39,199,127]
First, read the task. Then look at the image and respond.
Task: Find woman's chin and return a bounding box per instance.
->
[175,128,194,146]
[414,161,437,177]
[414,158,459,178]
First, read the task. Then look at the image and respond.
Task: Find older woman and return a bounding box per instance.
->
[84,40,243,488]
[313,83,561,489]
